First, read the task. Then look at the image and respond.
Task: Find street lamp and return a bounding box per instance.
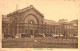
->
[30,21,33,24]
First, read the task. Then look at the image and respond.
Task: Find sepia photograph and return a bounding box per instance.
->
[0,0,79,51]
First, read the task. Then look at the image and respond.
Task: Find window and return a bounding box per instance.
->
[25,29,27,33]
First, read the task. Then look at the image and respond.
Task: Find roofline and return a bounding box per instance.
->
[7,5,44,18]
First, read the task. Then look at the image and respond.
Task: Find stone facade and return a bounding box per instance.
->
[2,5,78,38]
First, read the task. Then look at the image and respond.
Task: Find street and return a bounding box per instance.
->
[2,37,78,48]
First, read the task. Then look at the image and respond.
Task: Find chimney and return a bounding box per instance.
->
[30,5,33,7]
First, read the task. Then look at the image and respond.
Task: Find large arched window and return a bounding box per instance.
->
[24,14,39,24]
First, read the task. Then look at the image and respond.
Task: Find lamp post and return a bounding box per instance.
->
[55,27,57,35]
[45,23,47,34]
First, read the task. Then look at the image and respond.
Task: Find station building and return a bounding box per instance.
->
[2,5,78,38]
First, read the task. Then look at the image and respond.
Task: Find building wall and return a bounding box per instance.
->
[2,6,78,38]
[2,7,44,37]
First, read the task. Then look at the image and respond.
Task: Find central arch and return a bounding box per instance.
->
[23,14,40,35]
[23,14,39,25]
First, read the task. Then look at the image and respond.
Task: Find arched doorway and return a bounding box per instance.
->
[24,14,39,35]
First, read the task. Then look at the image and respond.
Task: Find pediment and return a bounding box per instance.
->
[7,5,44,18]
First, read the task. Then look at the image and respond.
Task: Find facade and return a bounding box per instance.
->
[58,19,78,37]
[2,5,78,38]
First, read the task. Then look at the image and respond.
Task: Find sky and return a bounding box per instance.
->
[0,0,79,22]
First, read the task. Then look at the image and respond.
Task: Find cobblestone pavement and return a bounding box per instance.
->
[2,37,78,48]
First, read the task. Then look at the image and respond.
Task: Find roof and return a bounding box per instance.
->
[43,19,58,25]
[70,19,78,25]
[7,5,44,17]
[58,19,68,23]
[2,15,10,22]
[2,15,7,19]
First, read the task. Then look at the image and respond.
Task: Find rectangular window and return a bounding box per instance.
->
[25,29,27,33]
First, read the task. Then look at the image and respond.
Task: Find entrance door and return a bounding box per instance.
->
[30,30,33,35]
